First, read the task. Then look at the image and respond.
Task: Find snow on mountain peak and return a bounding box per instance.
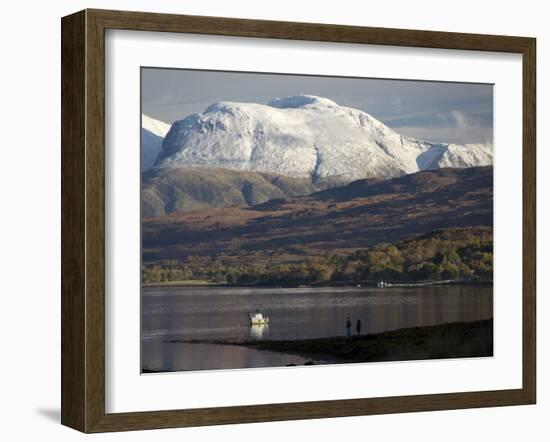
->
[141,114,171,170]
[155,96,492,181]
[267,95,339,109]
[142,114,170,137]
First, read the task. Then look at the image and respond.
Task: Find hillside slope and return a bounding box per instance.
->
[142,166,348,216]
[142,166,493,263]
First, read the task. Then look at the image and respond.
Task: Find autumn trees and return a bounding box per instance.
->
[142,227,493,285]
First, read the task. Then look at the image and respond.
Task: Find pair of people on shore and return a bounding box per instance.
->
[346,317,362,337]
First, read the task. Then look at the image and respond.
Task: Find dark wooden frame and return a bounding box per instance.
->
[61,8,536,433]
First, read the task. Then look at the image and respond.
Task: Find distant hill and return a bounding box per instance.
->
[141,114,170,171]
[142,166,347,216]
[142,166,493,264]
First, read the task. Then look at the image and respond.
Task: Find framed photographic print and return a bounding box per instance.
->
[61,9,536,433]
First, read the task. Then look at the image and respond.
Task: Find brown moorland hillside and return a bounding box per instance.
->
[142,166,492,264]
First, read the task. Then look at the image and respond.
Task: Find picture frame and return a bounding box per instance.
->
[61,8,536,433]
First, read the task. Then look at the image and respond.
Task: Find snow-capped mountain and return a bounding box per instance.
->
[155,95,492,181]
[141,114,171,170]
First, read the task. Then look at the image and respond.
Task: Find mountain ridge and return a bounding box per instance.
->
[154,95,492,181]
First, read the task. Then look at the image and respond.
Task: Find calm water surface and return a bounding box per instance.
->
[142,285,493,372]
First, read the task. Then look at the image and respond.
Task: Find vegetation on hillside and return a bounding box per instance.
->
[141,166,348,216]
[142,227,493,285]
[142,166,493,265]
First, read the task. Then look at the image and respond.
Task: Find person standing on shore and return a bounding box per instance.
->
[356,319,362,336]
[346,317,352,337]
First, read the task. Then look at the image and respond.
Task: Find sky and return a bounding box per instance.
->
[141,68,493,145]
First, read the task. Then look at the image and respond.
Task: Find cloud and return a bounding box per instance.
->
[449,110,476,134]
[439,110,491,144]
[380,109,439,123]
[386,108,492,144]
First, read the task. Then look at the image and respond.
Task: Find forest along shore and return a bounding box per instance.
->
[142,227,493,287]
[164,319,493,365]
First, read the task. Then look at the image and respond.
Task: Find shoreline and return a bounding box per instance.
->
[143,280,493,289]
[240,319,493,364]
[239,319,493,364]
[159,319,493,368]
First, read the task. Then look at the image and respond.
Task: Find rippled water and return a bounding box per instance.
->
[141,285,493,372]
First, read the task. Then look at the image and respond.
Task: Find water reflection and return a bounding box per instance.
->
[249,323,269,340]
[141,285,493,372]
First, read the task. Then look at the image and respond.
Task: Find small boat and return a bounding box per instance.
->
[377,280,392,288]
[249,310,269,325]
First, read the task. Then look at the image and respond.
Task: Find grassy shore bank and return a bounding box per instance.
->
[239,319,493,364]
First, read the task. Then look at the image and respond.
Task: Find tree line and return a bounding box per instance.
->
[142,227,493,285]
